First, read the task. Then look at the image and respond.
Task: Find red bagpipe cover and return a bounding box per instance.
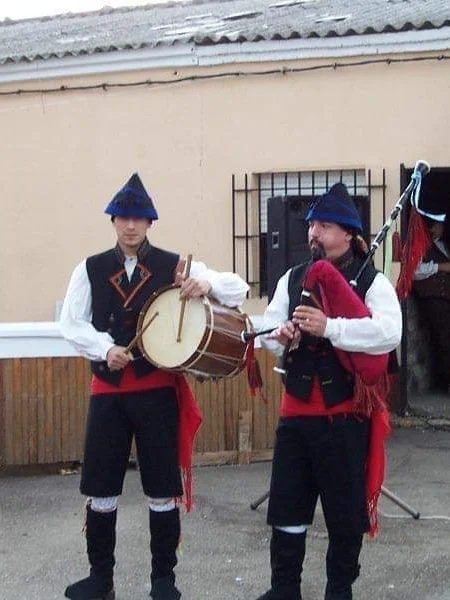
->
[304,259,389,406]
[304,259,391,536]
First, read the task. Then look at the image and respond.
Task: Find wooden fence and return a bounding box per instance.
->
[0,350,281,468]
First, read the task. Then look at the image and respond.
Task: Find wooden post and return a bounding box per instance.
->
[238,409,252,465]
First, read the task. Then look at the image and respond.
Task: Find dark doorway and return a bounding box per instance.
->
[400,165,450,418]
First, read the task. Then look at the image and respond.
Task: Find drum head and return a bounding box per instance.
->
[140,287,208,369]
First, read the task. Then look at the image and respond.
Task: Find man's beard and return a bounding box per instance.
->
[310,242,326,261]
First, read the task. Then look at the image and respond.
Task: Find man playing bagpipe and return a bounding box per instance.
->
[256,183,402,600]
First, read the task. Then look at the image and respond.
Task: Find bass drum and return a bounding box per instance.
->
[137,285,252,378]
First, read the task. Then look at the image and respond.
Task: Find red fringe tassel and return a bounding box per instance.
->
[245,338,267,402]
[353,371,391,418]
[353,374,392,537]
[391,231,403,262]
[366,406,391,538]
[395,207,431,300]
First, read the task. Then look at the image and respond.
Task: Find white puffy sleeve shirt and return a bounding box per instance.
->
[60,259,249,362]
[261,268,402,358]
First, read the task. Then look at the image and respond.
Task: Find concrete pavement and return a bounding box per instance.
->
[1,425,450,600]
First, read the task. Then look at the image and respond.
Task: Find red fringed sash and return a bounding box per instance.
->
[174,374,203,512]
[366,404,391,537]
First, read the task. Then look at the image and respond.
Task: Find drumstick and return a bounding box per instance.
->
[176,253,193,342]
[125,311,159,353]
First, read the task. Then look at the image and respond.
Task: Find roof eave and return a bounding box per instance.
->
[0,27,449,85]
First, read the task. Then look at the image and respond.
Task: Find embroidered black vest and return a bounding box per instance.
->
[86,239,180,385]
[284,252,378,407]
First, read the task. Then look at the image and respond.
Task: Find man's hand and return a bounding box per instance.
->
[267,320,301,347]
[106,346,132,371]
[438,262,450,273]
[175,272,212,299]
[293,305,327,337]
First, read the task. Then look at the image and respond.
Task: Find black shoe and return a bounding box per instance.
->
[66,506,117,600]
[324,584,352,600]
[64,575,115,600]
[255,587,302,600]
[255,529,305,600]
[325,533,361,600]
[150,575,181,600]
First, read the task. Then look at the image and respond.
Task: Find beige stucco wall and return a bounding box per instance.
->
[1,51,449,322]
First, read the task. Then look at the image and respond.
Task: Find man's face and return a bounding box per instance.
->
[428,221,444,241]
[113,216,152,254]
[308,220,352,261]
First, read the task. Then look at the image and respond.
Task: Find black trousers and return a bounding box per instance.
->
[267,414,370,536]
[80,386,183,499]
[417,296,450,387]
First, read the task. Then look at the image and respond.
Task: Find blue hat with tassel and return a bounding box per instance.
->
[105,173,158,220]
[306,183,362,233]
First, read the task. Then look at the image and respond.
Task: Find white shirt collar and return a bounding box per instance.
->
[124,256,137,280]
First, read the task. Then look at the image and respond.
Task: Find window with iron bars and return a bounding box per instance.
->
[232,169,386,297]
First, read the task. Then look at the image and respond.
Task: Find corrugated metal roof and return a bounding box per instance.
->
[0,0,449,65]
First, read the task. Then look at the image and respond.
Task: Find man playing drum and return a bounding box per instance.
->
[60,172,248,600]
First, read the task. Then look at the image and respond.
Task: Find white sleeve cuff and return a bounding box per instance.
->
[323,318,336,341]
[100,340,115,362]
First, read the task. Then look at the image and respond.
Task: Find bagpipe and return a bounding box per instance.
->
[243,256,391,415]
[286,258,390,416]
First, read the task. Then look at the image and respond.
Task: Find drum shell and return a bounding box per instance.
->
[189,301,248,377]
[137,286,251,379]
